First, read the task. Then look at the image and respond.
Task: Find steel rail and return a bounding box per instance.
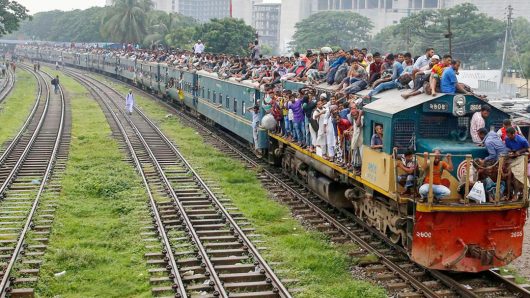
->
[0,66,43,169]
[0,66,50,198]
[68,72,188,298]
[0,68,65,294]
[89,74,292,298]
[0,68,15,104]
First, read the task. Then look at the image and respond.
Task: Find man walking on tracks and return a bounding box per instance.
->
[125,89,134,115]
[51,75,60,94]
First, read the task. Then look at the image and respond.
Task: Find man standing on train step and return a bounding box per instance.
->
[126,89,134,115]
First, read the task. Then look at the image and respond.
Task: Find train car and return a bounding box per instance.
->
[17,47,528,272]
[268,88,527,272]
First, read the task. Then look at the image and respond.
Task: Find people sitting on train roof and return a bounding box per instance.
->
[477,128,509,164]
[470,105,491,144]
[370,124,383,151]
[394,148,418,196]
[419,150,454,202]
[429,54,452,97]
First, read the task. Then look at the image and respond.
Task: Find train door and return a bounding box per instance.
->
[192,72,198,108]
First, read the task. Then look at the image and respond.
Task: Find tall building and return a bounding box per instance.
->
[279,0,312,53]
[253,2,281,51]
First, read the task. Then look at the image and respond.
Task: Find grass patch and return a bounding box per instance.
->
[35,68,151,297]
[498,267,529,284]
[0,69,37,147]
[95,75,386,298]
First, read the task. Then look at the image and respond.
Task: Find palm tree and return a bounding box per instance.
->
[101,0,152,44]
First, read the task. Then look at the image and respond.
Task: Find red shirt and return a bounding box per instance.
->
[338,119,352,139]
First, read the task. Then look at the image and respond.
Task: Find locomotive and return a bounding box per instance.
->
[19,47,528,273]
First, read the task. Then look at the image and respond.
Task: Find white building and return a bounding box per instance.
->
[253,2,282,51]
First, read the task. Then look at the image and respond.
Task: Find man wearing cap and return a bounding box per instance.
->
[402,55,440,99]
[193,40,205,54]
[429,54,452,96]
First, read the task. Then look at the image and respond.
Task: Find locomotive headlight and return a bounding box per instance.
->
[453,95,466,116]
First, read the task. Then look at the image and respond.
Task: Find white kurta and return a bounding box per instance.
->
[126,93,134,113]
[313,108,328,147]
[325,115,336,157]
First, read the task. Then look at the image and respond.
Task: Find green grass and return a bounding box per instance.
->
[95,75,386,298]
[0,69,37,147]
[35,68,151,297]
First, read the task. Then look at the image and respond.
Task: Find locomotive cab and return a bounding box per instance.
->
[360,90,528,272]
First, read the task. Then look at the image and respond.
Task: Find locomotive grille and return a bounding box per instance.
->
[393,119,415,150]
[419,115,454,137]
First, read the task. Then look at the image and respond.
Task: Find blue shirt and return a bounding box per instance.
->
[371,134,383,150]
[484,131,509,161]
[391,61,404,81]
[505,134,529,152]
[339,108,350,119]
[441,67,457,93]
[330,56,346,69]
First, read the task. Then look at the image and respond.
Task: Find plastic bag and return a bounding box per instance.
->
[467,181,486,203]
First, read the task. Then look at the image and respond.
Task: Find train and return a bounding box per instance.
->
[18,47,529,273]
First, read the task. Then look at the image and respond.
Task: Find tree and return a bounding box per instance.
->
[6,8,107,42]
[194,18,255,56]
[290,11,372,51]
[510,17,530,78]
[372,3,505,69]
[143,11,196,49]
[101,0,152,44]
[0,0,30,37]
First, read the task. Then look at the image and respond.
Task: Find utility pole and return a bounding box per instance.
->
[444,18,453,57]
[499,5,513,90]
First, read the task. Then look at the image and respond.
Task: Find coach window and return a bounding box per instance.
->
[213,91,216,103]
[201,87,205,98]
[219,93,223,105]
[207,89,211,101]
[242,101,246,115]
[226,96,230,109]
[233,98,238,113]
[370,123,384,151]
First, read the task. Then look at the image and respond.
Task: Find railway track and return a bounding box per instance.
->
[0,69,15,104]
[83,73,530,298]
[0,65,70,297]
[65,69,292,298]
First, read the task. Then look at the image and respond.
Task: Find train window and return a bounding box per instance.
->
[242,102,246,115]
[226,96,230,109]
[219,94,223,105]
[233,98,238,113]
[213,92,216,103]
[208,89,211,100]
[201,87,205,98]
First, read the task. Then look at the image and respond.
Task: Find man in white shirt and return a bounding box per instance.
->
[193,40,205,54]
[125,89,134,115]
[470,105,491,144]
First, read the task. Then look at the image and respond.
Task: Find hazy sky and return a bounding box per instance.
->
[16,0,106,14]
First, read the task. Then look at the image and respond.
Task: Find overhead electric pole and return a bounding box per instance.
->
[499,5,513,90]
[444,18,453,57]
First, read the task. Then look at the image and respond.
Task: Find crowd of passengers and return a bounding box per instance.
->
[17,43,527,203]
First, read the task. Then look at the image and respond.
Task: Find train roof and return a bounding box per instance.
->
[360,89,509,118]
